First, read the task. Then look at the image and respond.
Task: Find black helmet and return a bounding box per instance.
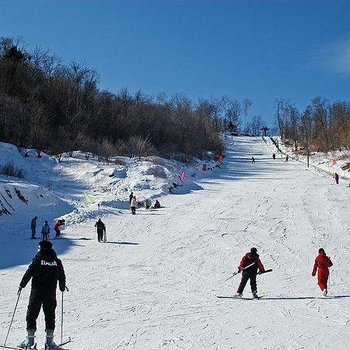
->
[319,248,325,253]
[39,240,52,250]
[250,247,257,254]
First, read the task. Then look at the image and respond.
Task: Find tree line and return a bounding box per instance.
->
[275,97,350,153]
[0,37,248,161]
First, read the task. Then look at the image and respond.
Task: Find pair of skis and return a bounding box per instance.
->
[220,264,272,300]
[1,337,71,350]
[217,295,265,300]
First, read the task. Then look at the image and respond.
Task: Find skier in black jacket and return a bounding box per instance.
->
[94,218,106,242]
[18,240,66,349]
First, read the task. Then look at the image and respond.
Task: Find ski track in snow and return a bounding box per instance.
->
[1,136,350,349]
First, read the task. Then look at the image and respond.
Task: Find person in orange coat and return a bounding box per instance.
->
[312,248,333,296]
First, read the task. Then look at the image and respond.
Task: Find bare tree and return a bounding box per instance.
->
[242,98,252,132]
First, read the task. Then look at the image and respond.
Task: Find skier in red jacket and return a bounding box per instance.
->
[312,248,333,296]
[54,219,65,238]
[235,247,265,298]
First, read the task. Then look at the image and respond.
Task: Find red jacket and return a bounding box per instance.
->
[312,252,332,276]
[54,220,65,229]
[239,253,265,274]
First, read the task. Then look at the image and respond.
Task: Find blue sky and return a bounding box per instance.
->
[1,0,350,128]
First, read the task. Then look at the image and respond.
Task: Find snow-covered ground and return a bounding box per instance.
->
[1,136,350,349]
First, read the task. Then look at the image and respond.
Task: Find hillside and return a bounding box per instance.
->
[1,136,350,350]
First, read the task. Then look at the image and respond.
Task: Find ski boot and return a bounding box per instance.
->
[19,329,36,349]
[252,291,259,299]
[45,329,57,350]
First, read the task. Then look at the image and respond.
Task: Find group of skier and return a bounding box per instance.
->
[233,247,333,299]
[30,217,65,241]
[19,186,333,350]
[15,243,333,349]
[128,191,161,215]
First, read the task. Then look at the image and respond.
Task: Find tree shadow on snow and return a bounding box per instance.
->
[135,212,165,216]
[105,241,139,245]
[70,237,93,241]
[260,295,350,300]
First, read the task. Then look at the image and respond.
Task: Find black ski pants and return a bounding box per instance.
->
[237,272,257,294]
[26,287,57,331]
[97,229,104,242]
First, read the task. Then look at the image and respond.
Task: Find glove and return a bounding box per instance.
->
[238,266,243,272]
[17,286,22,295]
[60,284,68,292]
[312,272,316,277]
[60,285,69,292]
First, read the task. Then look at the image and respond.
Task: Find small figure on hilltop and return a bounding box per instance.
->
[30,216,38,239]
[272,153,276,160]
[251,157,255,163]
[334,172,339,184]
[94,218,106,243]
[41,220,50,241]
[130,196,137,215]
[153,200,161,209]
[54,219,65,238]
[235,247,265,299]
[18,240,66,350]
[129,191,134,204]
[312,248,333,297]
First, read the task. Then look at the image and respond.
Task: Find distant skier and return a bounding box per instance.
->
[130,196,137,215]
[95,218,106,242]
[312,248,333,296]
[18,240,66,350]
[272,153,276,160]
[334,172,339,184]
[41,221,50,241]
[235,247,265,298]
[144,198,151,209]
[153,200,161,209]
[251,157,255,163]
[285,154,289,162]
[53,219,65,238]
[129,191,134,204]
[30,216,38,239]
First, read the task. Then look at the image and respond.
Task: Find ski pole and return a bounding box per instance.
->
[224,262,255,282]
[3,289,21,348]
[61,291,64,344]
[61,286,69,344]
[257,269,273,275]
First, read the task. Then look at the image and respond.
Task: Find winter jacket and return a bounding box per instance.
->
[54,220,65,229]
[95,220,106,232]
[130,198,137,208]
[41,223,50,234]
[312,252,333,276]
[239,252,265,275]
[20,249,66,292]
[31,217,37,229]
